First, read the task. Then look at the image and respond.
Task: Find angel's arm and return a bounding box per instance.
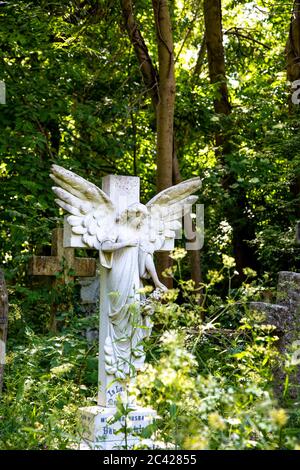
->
[101,240,138,252]
[144,254,167,291]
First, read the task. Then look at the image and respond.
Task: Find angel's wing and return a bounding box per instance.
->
[145,177,201,251]
[50,165,117,249]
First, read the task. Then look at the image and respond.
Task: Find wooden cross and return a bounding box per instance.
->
[29,228,96,331]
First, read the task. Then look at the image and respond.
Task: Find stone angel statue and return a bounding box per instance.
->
[50,165,201,381]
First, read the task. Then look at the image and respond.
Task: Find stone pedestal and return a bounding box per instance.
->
[79,405,157,450]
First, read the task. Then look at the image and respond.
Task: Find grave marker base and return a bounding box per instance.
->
[79,405,157,450]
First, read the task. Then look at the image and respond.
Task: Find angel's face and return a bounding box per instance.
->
[120,203,148,230]
[128,210,147,229]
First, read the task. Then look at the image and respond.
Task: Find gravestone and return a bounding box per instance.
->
[250,271,300,399]
[69,175,162,449]
[29,228,96,331]
[79,273,99,343]
[296,221,300,244]
[0,270,8,394]
[50,165,201,449]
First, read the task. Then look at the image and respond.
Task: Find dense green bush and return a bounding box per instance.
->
[1,0,300,450]
[1,252,299,450]
[0,321,98,449]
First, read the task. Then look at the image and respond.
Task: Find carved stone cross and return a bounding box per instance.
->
[99,176,144,407]
[63,175,174,407]
[50,165,201,449]
[29,227,96,331]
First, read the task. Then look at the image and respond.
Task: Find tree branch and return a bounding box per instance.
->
[120,0,159,108]
[192,33,206,80]
[225,27,271,50]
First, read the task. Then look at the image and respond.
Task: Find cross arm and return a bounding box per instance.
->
[29,255,61,276]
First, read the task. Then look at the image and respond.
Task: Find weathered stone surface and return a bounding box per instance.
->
[50,166,201,450]
[29,228,96,281]
[250,271,300,399]
[79,276,100,305]
[79,405,157,450]
[277,271,300,304]
[29,228,96,332]
[0,270,8,394]
[249,302,288,336]
[79,275,99,343]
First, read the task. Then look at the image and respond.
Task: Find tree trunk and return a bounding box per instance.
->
[120,0,159,109]
[286,1,300,84]
[152,0,175,286]
[152,0,175,192]
[121,1,202,287]
[286,0,300,219]
[203,0,258,277]
[0,270,8,394]
[173,142,203,299]
[203,0,231,146]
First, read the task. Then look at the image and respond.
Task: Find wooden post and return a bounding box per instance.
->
[0,270,8,394]
[29,228,96,332]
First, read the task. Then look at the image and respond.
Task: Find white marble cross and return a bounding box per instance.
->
[63,175,174,407]
[51,166,201,448]
[98,175,154,406]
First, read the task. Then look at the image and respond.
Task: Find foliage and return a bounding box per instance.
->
[134,253,300,450]
[1,253,299,450]
[1,0,300,286]
[0,322,98,449]
[1,0,300,451]
[138,328,291,450]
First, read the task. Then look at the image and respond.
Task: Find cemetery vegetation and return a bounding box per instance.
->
[0,0,300,450]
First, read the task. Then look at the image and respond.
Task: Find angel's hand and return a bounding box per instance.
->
[101,240,139,252]
[155,282,168,292]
